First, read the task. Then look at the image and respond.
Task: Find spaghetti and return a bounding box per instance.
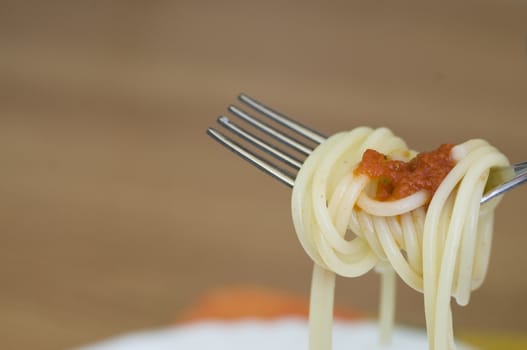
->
[291,127,508,349]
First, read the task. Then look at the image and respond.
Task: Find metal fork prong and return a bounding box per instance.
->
[481,171,527,204]
[206,128,295,187]
[239,93,327,144]
[513,161,527,173]
[228,105,314,156]
[218,116,303,170]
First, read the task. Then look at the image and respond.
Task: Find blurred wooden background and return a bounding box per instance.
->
[0,0,526,349]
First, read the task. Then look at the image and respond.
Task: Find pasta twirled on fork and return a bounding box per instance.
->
[291,127,509,350]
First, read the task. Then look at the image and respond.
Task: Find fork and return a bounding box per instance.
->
[206,93,527,204]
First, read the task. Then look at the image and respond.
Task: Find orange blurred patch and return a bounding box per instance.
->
[178,286,363,323]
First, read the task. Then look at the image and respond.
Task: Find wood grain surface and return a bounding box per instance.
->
[1,1,526,349]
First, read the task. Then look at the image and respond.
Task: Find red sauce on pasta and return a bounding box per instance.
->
[355,144,455,201]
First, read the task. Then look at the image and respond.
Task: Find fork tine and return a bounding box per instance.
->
[228,105,314,156]
[239,93,327,144]
[206,128,295,187]
[218,116,303,170]
[513,161,527,173]
[481,171,527,204]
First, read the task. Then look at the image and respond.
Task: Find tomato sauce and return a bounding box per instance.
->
[355,144,455,201]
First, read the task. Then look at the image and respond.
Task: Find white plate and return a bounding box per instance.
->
[76,319,475,350]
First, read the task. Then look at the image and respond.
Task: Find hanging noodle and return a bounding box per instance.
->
[291,127,509,350]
